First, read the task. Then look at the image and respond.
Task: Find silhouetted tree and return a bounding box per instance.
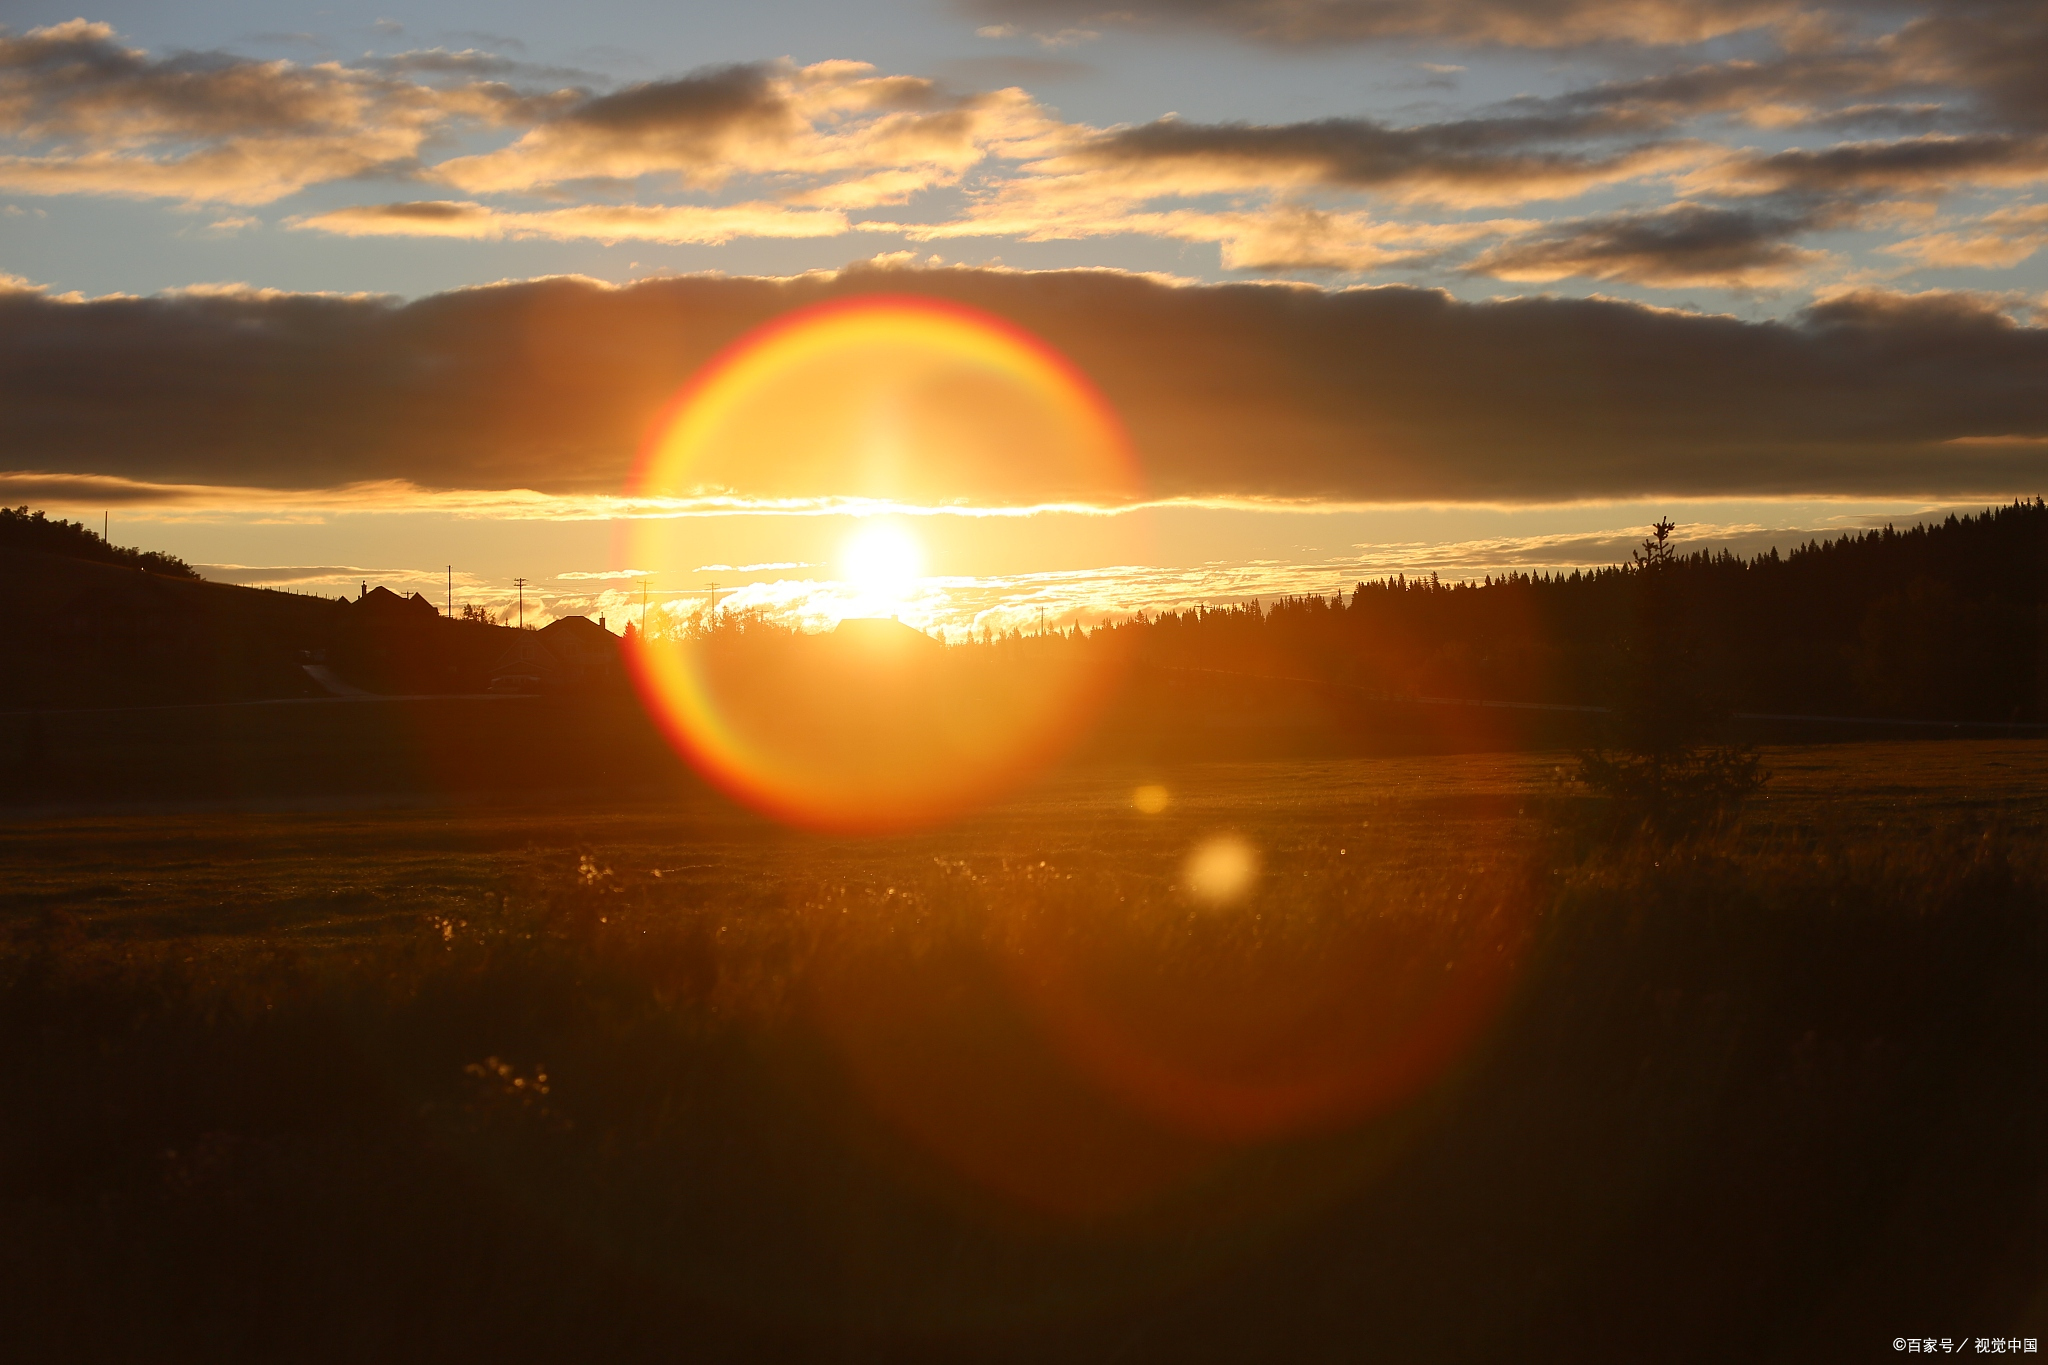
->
[0,506,199,578]
[1575,519,1765,833]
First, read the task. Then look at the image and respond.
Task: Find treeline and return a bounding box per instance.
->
[0,506,199,579]
[1092,501,2048,723]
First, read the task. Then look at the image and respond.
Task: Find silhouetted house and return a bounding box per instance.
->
[332,584,448,693]
[537,615,622,689]
[351,585,439,623]
[831,616,943,653]
[485,615,622,694]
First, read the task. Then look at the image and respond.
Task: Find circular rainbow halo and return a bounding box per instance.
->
[624,294,1142,833]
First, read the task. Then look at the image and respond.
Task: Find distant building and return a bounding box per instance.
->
[832,616,943,653]
[350,585,438,622]
[333,584,446,692]
[487,615,623,694]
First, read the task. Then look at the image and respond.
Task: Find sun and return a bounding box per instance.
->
[842,520,923,602]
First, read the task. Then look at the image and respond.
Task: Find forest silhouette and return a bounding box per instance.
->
[7,499,2042,726]
[1080,500,2048,725]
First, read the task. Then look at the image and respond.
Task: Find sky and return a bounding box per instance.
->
[2,0,2045,633]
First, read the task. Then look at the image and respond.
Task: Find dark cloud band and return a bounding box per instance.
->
[1,265,2043,504]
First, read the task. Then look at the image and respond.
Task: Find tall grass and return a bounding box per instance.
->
[2,817,2043,1361]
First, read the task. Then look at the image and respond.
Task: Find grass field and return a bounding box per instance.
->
[3,741,2045,1361]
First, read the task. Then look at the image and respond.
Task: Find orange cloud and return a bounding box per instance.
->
[1883,202,2048,268]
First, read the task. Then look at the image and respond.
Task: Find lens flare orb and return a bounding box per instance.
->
[624,294,1142,833]
[1184,834,1261,907]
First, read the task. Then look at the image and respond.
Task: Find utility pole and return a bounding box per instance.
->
[706,581,720,617]
[103,511,108,543]
[514,577,527,630]
[640,577,649,634]
[446,566,452,617]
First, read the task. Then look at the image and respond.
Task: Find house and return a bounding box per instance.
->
[351,584,439,622]
[488,615,622,694]
[332,584,447,692]
[831,616,943,654]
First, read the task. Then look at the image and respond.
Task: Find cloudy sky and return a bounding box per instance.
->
[3,0,2045,632]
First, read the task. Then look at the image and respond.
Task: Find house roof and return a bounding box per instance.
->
[539,614,616,653]
[352,585,439,619]
[832,616,942,651]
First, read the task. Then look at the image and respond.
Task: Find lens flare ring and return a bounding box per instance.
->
[624,294,1142,832]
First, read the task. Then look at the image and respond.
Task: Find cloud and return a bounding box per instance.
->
[195,562,384,585]
[1890,0,2048,132]
[1884,201,2048,267]
[0,18,517,204]
[428,59,1058,206]
[3,264,2045,506]
[295,199,850,243]
[1468,201,1828,287]
[1022,111,1702,210]
[695,562,813,572]
[956,0,1804,48]
[1697,133,2048,198]
[2,18,2039,292]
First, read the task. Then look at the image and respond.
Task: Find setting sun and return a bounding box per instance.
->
[841,520,923,601]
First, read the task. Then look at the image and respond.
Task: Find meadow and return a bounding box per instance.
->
[3,741,2045,1361]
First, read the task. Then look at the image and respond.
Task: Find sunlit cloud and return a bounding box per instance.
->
[696,561,813,571]
[426,58,1060,205]
[7,12,2048,298]
[0,19,523,205]
[1883,202,2048,268]
[960,0,1809,48]
[295,199,850,243]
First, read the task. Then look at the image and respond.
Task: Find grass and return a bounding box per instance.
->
[2,742,2046,1361]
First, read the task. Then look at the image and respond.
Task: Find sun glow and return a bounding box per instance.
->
[841,520,923,603]
[623,294,1142,833]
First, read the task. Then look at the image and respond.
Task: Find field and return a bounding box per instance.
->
[4,741,2046,1361]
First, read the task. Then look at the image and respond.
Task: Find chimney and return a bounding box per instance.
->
[359,580,366,599]
[599,614,606,631]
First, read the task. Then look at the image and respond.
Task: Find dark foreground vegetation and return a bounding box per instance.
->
[3,752,2044,1362]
